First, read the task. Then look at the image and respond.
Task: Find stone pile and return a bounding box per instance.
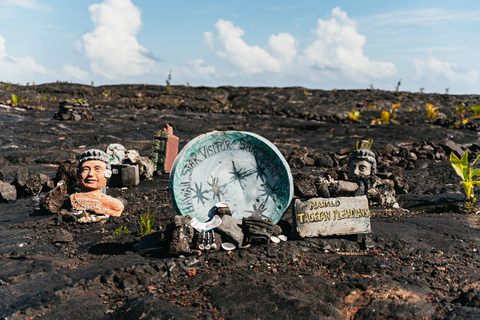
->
[166,214,285,256]
[0,167,54,203]
[53,99,93,121]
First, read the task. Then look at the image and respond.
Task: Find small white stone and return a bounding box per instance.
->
[222,242,236,251]
[270,236,280,243]
[278,235,287,241]
[215,202,230,208]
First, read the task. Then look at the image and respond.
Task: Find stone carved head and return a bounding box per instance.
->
[347,148,376,181]
[77,149,112,191]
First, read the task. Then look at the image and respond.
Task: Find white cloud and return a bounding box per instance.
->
[304,7,396,82]
[414,56,478,84]
[204,8,395,83]
[77,0,155,79]
[62,64,89,81]
[206,19,284,74]
[0,35,52,82]
[181,59,215,78]
[268,33,297,65]
[370,8,480,26]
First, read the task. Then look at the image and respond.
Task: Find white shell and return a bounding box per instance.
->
[215,202,230,208]
[278,235,287,241]
[190,215,223,231]
[222,242,236,251]
[270,236,281,243]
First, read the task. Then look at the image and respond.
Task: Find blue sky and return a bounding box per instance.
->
[1,0,479,94]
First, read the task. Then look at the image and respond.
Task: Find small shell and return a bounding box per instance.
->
[215,202,230,208]
[270,236,281,243]
[278,235,287,241]
[222,242,236,251]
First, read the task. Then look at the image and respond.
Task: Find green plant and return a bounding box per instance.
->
[166,71,172,95]
[138,207,157,237]
[470,104,480,119]
[3,82,11,90]
[114,226,129,237]
[65,98,84,104]
[349,109,362,121]
[381,110,390,124]
[426,103,440,121]
[450,150,480,211]
[454,105,468,126]
[11,93,23,105]
[391,103,401,118]
[395,79,401,92]
[356,139,373,150]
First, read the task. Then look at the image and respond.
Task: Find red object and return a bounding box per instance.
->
[164,135,179,173]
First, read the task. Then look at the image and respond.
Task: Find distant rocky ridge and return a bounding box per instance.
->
[1,82,480,121]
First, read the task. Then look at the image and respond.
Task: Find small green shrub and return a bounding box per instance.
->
[138,207,157,237]
[349,109,362,121]
[165,71,172,95]
[470,104,480,119]
[114,226,129,237]
[426,103,440,121]
[450,150,480,211]
[11,93,23,105]
[356,139,373,150]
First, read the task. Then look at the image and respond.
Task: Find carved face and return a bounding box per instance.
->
[78,160,108,191]
[348,159,372,180]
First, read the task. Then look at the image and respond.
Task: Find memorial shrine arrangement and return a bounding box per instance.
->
[1,83,480,319]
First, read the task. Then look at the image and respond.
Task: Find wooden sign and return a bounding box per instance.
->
[169,131,293,224]
[294,195,371,237]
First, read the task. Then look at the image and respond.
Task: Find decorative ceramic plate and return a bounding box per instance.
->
[169,131,293,224]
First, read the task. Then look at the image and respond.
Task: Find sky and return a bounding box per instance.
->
[0,0,479,94]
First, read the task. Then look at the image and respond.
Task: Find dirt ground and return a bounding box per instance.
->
[1,83,480,320]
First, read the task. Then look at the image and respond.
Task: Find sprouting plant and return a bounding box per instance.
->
[470,105,480,119]
[426,103,440,121]
[349,109,362,121]
[138,207,157,237]
[114,226,129,237]
[395,79,401,92]
[381,110,390,124]
[3,82,12,90]
[65,98,84,104]
[356,139,373,150]
[454,105,468,126]
[450,150,480,212]
[466,198,476,212]
[11,93,23,105]
[42,94,47,101]
[455,105,466,118]
[166,71,172,95]
[391,103,401,118]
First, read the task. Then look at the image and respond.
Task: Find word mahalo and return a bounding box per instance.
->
[294,195,371,237]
